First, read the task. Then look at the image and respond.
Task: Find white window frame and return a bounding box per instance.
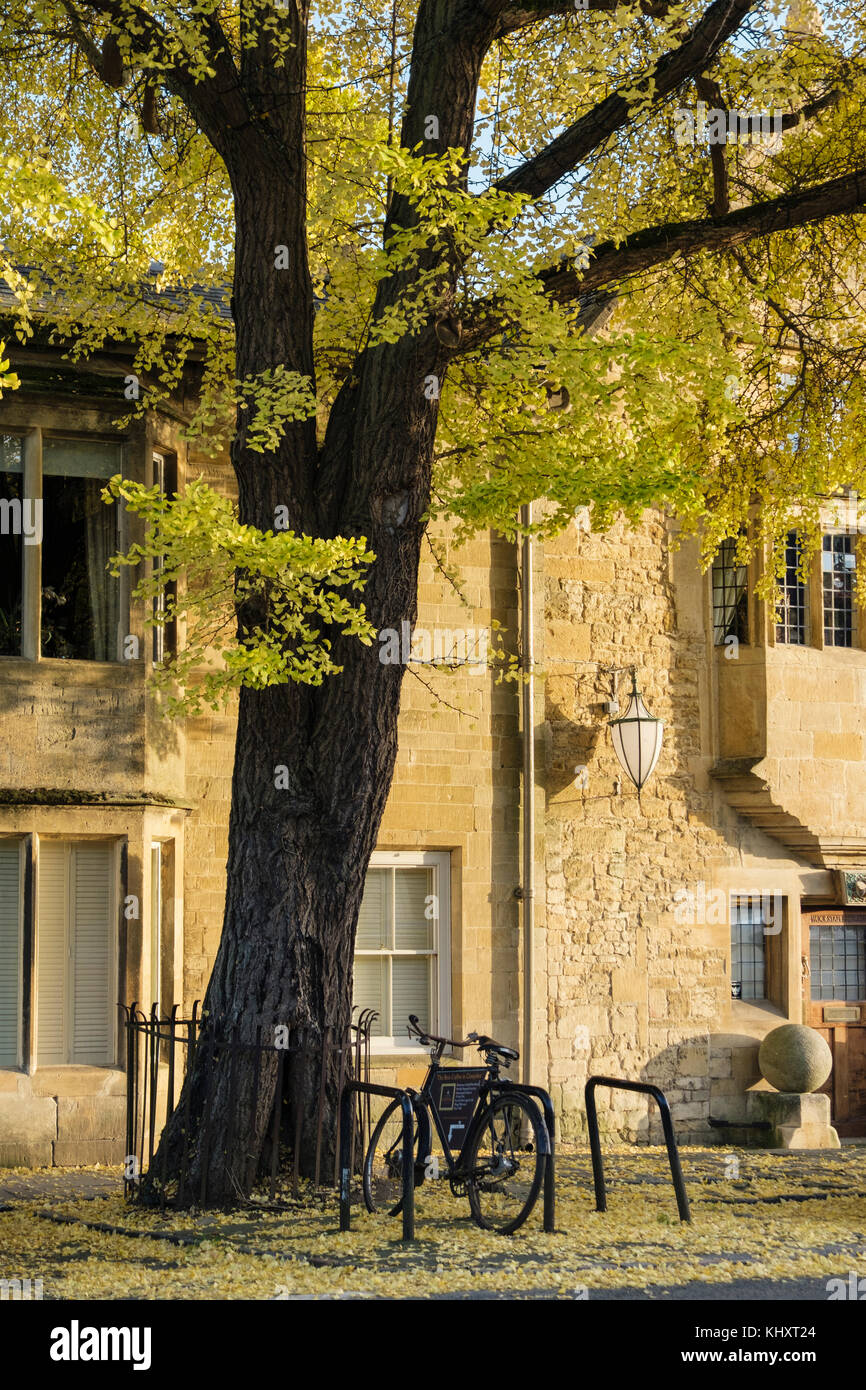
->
[355,849,451,1055]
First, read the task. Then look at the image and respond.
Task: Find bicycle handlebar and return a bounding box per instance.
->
[407,1014,478,1050]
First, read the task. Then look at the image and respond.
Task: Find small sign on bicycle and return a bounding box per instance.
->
[430,1067,488,1150]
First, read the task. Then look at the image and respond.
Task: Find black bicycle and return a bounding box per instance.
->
[362,1015,547,1234]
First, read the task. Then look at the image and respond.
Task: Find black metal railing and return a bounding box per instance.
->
[585,1075,692,1223]
[121,1002,377,1209]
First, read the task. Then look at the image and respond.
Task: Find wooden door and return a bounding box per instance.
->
[802,908,866,1137]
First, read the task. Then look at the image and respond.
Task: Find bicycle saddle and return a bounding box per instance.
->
[473,1035,520,1062]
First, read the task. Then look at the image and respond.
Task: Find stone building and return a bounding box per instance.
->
[0,333,864,1167]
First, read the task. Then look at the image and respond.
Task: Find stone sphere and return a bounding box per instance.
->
[758,1024,832,1094]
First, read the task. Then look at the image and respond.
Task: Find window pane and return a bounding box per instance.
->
[822,534,857,648]
[353,956,385,1036]
[0,451,22,655]
[810,915,866,1000]
[711,537,749,646]
[41,475,121,660]
[43,438,122,479]
[394,868,433,950]
[0,435,23,475]
[151,453,176,665]
[731,897,766,999]
[354,857,445,1043]
[356,868,389,949]
[776,531,808,645]
[392,957,431,1039]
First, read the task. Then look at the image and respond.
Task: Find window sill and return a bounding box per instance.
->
[0,656,143,680]
[7,1065,126,1098]
[726,997,787,1025]
[366,1046,432,1061]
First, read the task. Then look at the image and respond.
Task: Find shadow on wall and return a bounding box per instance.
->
[637,1033,763,1145]
[542,697,605,802]
[571,1034,763,1146]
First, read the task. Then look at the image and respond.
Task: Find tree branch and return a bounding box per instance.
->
[495,0,671,35]
[496,0,758,201]
[780,86,841,131]
[59,0,248,142]
[695,74,729,215]
[460,168,866,350]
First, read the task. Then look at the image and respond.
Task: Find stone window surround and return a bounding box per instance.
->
[0,424,132,663]
[0,807,184,1078]
[725,887,798,1024]
[708,527,866,655]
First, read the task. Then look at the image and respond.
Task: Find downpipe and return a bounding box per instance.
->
[519,502,535,1090]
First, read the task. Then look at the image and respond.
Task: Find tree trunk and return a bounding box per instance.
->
[141,178,446,1208]
[141,0,492,1206]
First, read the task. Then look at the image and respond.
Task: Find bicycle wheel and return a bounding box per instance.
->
[362,1098,428,1215]
[464,1092,545,1234]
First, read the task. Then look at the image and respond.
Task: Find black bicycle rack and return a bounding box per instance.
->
[507,1081,557,1233]
[584,1075,691,1223]
[339,1080,417,1241]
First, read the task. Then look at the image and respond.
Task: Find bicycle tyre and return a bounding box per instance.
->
[362,1098,428,1216]
[464,1091,545,1234]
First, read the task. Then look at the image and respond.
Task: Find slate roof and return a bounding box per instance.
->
[0,266,234,325]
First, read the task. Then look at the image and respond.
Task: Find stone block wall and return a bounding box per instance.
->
[0,1068,126,1167]
[540,513,822,1143]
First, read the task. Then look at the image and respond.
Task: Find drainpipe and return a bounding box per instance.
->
[520,502,535,1086]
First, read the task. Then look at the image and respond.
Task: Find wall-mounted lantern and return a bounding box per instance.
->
[609,669,664,794]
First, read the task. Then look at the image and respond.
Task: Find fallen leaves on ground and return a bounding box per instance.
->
[1,1145,864,1299]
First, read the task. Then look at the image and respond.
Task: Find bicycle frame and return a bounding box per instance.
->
[408,1046,552,1188]
[344,1041,557,1236]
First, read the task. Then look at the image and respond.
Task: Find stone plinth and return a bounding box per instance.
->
[745,1091,840,1149]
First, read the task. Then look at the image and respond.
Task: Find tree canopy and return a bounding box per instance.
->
[3,0,866,698]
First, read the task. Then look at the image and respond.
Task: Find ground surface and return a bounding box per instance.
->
[1,1145,865,1300]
